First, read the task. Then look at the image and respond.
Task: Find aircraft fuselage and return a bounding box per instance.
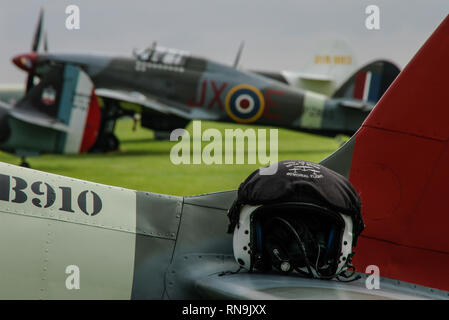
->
[35,51,369,136]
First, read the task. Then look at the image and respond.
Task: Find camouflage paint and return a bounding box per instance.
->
[5,48,398,157]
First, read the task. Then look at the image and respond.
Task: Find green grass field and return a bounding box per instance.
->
[0,120,344,196]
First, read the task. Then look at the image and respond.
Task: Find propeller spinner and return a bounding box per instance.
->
[11,8,44,92]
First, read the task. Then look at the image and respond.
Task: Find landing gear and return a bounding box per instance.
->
[91,133,120,153]
[19,157,30,168]
[89,98,131,153]
[105,134,119,152]
[140,110,190,140]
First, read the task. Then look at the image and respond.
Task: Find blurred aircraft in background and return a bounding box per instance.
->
[2,10,399,166]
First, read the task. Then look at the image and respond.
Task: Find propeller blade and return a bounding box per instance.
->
[25,73,35,92]
[26,8,44,93]
[31,8,44,52]
[43,31,48,52]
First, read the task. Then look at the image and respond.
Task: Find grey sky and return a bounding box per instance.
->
[1,0,448,83]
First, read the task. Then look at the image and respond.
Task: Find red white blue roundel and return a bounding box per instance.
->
[225,84,265,123]
[41,86,57,105]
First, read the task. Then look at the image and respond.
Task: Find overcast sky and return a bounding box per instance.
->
[0,0,448,84]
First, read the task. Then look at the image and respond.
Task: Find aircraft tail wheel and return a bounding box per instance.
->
[19,157,30,168]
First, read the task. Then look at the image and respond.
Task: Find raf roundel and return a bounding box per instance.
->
[225,84,265,123]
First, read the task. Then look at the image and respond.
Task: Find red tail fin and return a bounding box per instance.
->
[322,16,449,290]
[346,15,449,291]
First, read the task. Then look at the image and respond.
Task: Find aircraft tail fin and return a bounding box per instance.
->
[296,39,357,95]
[332,60,400,104]
[12,64,101,154]
[321,15,449,292]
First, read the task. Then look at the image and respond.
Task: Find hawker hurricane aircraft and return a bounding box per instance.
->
[0,14,448,300]
[2,10,399,166]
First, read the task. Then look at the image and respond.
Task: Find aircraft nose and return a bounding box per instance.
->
[12,52,37,72]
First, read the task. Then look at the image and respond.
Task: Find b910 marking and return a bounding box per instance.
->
[0,174,102,216]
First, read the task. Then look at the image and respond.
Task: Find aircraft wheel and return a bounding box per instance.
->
[88,134,120,153]
[105,134,120,152]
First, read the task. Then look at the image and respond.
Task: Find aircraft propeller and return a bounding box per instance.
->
[43,31,49,52]
[25,8,44,92]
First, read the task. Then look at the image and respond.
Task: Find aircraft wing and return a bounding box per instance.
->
[195,273,440,300]
[337,100,374,112]
[253,70,333,84]
[9,106,70,132]
[96,88,220,121]
[253,70,336,96]
[282,71,334,82]
[166,254,445,300]
[0,100,12,111]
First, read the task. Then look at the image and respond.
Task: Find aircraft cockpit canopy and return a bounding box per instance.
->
[134,45,190,66]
